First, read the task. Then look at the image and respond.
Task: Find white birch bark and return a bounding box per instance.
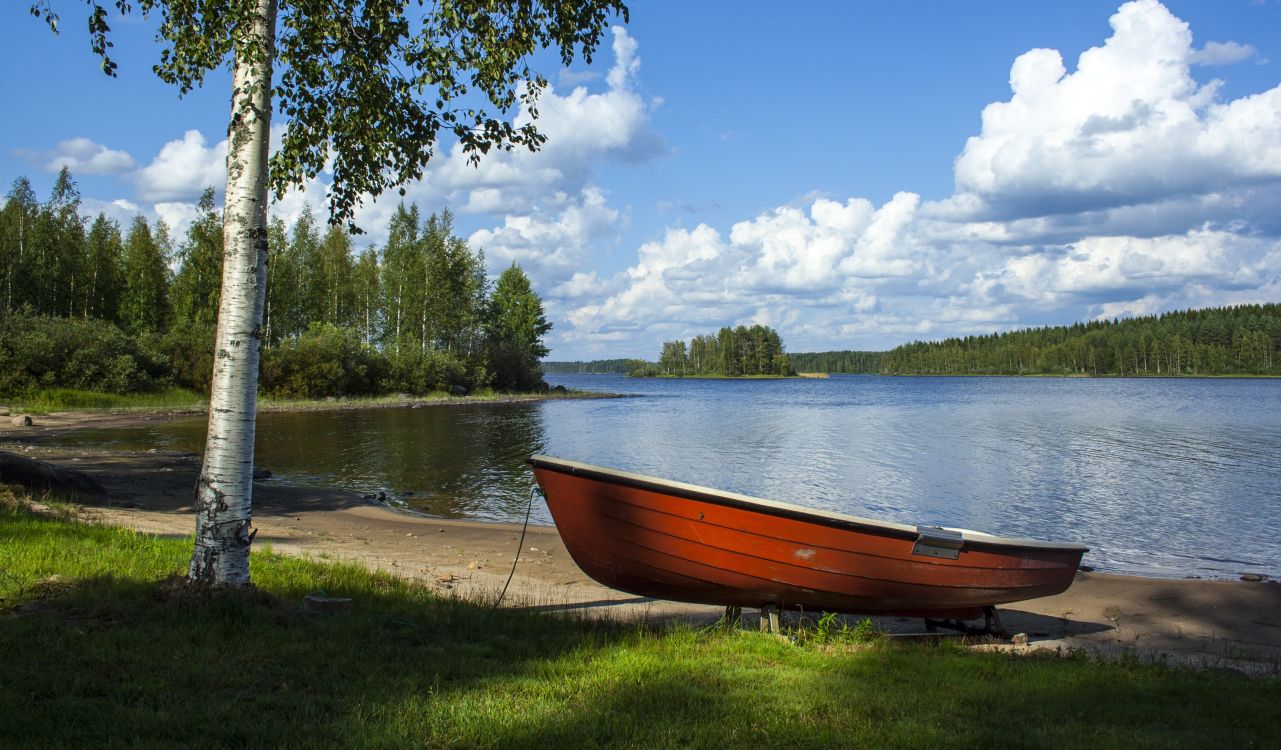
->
[189,0,278,587]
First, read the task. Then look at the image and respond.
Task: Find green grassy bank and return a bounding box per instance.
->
[1,492,1278,748]
[2,386,609,415]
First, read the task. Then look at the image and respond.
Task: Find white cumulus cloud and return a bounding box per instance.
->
[133,130,227,203]
[952,0,1281,221]
[469,187,622,283]
[16,137,135,175]
[1190,40,1258,66]
[79,197,142,226]
[153,201,203,241]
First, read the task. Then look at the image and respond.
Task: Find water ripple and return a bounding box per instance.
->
[49,374,1281,580]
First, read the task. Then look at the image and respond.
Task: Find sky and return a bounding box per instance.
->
[2,0,1280,359]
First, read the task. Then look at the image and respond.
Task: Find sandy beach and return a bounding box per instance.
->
[3,407,1279,674]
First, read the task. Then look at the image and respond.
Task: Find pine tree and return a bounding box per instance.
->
[486,263,551,391]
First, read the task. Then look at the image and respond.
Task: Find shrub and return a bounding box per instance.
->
[0,313,167,396]
[384,346,470,395]
[260,323,385,399]
[153,322,217,395]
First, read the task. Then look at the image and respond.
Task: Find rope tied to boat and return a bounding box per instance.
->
[493,483,540,609]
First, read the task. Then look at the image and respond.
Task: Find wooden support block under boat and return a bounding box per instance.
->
[528,455,1088,619]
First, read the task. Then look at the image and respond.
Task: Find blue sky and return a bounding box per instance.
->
[3,1,1280,358]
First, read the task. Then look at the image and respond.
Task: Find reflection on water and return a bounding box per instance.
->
[62,405,547,521]
[53,375,1281,579]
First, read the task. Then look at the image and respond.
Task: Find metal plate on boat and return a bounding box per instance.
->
[913,526,964,560]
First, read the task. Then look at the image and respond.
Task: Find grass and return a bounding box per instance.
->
[3,387,613,416]
[633,374,800,380]
[1,490,1278,749]
[255,388,613,412]
[5,387,208,414]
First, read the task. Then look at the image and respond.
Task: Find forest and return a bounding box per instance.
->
[638,325,794,377]
[779,306,1280,376]
[541,359,647,374]
[0,169,553,399]
[788,350,883,374]
[879,305,1281,376]
[549,306,1280,380]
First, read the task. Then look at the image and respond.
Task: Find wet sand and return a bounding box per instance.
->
[3,408,1279,674]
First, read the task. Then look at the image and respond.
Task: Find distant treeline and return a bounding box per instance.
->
[785,304,1279,377]
[0,169,552,399]
[788,350,883,374]
[881,304,1280,376]
[541,359,648,374]
[548,304,1281,381]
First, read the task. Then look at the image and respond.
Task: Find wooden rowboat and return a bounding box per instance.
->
[528,455,1087,621]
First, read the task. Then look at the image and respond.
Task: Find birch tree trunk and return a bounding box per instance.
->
[189,0,278,587]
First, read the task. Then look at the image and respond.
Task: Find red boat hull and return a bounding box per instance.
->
[530,456,1087,619]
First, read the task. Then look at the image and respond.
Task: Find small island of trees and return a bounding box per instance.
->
[634,325,795,377]
[0,169,554,402]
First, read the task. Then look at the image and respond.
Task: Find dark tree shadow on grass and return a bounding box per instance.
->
[2,569,1278,749]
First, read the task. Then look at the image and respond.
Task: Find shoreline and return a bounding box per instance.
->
[3,407,1280,673]
[816,372,1281,379]
[1,388,626,420]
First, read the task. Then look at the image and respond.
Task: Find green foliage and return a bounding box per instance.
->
[316,224,358,327]
[881,304,1281,376]
[264,0,631,229]
[83,213,125,322]
[379,208,489,361]
[352,244,381,347]
[0,314,166,396]
[652,325,794,377]
[153,321,217,395]
[2,169,555,399]
[0,177,39,314]
[11,387,204,413]
[263,216,296,346]
[795,612,879,646]
[542,358,653,374]
[380,202,421,349]
[119,215,171,334]
[260,323,384,399]
[29,0,628,229]
[385,342,471,395]
[290,208,327,327]
[486,263,551,391]
[26,167,85,318]
[169,187,222,328]
[813,611,841,642]
[789,350,884,374]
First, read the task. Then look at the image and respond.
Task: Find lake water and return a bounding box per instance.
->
[54,374,1281,580]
